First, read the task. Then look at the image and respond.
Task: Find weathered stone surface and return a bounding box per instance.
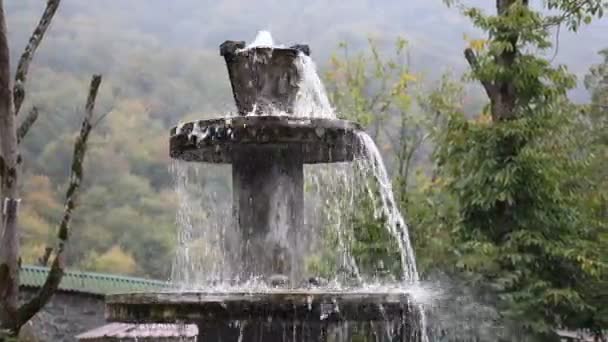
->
[19,288,104,341]
[222,45,302,115]
[289,44,310,56]
[232,144,303,281]
[105,290,416,324]
[170,116,361,164]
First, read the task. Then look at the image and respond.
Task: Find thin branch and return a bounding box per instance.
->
[543,0,590,28]
[464,48,496,100]
[380,124,400,154]
[91,109,111,129]
[549,23,562,63]
[36,247,52,267]
[16,107,38,143]
[17,75,102,327]
[405,132,431,172]
[13,0,61,116]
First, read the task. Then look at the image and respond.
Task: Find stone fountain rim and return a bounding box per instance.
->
[171,115,362,136]
[105,290,418,324]
[235,46,301,54]
[106,289,413,304]
[220,40,310,57]
[170,115,362,164]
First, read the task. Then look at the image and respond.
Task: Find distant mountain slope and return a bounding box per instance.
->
[3,0,606,278]
[7,1,606,81]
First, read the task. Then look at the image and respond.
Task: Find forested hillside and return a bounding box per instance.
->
[0,0,605,339]
[5,1,606,281]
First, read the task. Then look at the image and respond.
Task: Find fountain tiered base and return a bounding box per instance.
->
[105,36,425,341]
[105,290,422,341]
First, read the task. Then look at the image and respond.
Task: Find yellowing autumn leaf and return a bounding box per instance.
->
[400,72,418,83]
[468,39,487,52]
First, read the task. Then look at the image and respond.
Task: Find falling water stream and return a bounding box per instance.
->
[170,31,430,341]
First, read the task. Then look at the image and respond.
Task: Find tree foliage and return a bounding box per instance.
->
[320,1,607,340]
[322,38,437,281]
[433,0,607,339]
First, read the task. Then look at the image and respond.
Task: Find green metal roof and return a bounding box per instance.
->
[20,265,172,296]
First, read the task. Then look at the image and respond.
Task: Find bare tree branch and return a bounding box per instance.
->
[16,107,38,143]
[13,0,61,116]
[380,124,400,154]
[464,48,496,100]
[17,74,102,327]
[37,247,53,267]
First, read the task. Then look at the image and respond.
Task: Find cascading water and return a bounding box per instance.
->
[293,53,335,118]
[105,30,441,342]
[170,162,238,288]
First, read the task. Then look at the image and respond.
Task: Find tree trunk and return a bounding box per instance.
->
[0,0,21,334]
[492,0,520,121]
[465,0,525,122]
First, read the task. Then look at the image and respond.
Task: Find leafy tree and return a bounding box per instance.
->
[322,39,467,286]
[320,38,428,281]
[584,48,608,155]
[325,37,426,190]
[434,0,608,339]
[406,75,463,277]
[575,48,608,336]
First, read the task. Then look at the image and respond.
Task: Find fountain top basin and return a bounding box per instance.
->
[105,289,415,324]
[170,116,361,164]
[220,40,311,115]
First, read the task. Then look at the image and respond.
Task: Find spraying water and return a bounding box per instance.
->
[245,30,282,49]
[240,31,335,118]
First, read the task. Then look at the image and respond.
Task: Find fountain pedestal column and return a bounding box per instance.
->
[232,144,303,280]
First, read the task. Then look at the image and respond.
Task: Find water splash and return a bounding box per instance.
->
[245,30,282,49]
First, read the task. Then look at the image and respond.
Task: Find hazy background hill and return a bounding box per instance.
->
[4,0,606,278]
[8,1,606,102]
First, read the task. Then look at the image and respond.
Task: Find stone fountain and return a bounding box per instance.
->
[105,39,423,341]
